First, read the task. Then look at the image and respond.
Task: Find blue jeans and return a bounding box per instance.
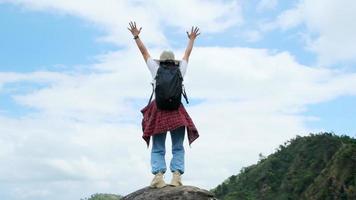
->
[151,126,185,175]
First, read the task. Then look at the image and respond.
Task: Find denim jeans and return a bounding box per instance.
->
[151,126,185,175]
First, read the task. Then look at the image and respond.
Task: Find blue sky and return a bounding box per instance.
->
[305,95,356,135]
[0,3,116,72]
[0,0,355,200]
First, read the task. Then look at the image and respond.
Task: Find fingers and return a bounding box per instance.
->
[128,21,138,29]
[189,26,200,33]
[187,26,201,39]
[128,21,142,35]
[194,26,200,33]
[128,22,133,32]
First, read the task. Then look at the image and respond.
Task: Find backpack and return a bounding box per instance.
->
[147,60,189,110]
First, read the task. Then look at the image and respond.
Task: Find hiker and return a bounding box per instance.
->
[127,21,200,188]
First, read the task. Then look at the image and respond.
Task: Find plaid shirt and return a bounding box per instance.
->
[140,100,199,148]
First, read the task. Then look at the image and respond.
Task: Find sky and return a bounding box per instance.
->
[0,0,356,199]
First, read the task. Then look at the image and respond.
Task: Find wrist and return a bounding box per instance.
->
[134,35,139,39]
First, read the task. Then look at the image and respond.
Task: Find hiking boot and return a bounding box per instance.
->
[170,171,183,186]
[150,172,166,188]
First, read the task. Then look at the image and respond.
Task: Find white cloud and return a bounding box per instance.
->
[2,46,356,199]
[0,0,242,47]
[303,0,356,65]
[257,0,278,12]
[0,71,68,85]
[260,2,304,32]
[263,0,356,65]
[241,30,263,42]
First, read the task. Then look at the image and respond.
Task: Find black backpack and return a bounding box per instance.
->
[147,60,189,110]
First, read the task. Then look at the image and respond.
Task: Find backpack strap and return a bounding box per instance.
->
[177,66,189,104]
[182,83,189,104]
[147,82,155,106]
[147,68,159,106]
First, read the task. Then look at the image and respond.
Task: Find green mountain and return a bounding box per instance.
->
[211,132,356,200]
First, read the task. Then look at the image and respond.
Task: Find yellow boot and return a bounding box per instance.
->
[150,172,166,188]
[170,171,183,186]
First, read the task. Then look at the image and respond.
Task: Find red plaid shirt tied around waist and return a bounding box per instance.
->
[140,100,199,148]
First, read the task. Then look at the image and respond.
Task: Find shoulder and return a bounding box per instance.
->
[146,56,153,64]
[146,57,159,67]
[180,59,188,67]
[181,59,188,64]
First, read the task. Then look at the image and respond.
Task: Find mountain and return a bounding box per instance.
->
[211,132,356,200]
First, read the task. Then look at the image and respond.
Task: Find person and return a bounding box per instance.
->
[127,21,200,188]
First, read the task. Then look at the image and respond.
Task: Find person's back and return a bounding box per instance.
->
[127,21,200,188]
[146,53,189,110]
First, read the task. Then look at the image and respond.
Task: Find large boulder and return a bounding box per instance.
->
[122,185,218,200]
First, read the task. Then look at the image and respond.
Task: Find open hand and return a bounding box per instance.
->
[186,26,201,40]
[127,21,142,37]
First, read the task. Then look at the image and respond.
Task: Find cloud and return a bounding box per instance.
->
[262,2,304,31]
[241,30,263,42]
[2,46,356,199]
[0,0,242,47]
[256,0,278,12]
[262,0,356,65]
[302,0,356,65]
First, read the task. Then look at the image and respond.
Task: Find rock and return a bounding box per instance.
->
[83,193,122,200]
[121,185,218,200]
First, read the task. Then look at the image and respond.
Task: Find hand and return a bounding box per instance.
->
[186,26,201,40]
[127,21,142,37]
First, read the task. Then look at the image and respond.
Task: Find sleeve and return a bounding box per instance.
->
[146,57,159,78]
[180,59,188,77]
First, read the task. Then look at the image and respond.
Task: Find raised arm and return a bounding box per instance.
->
[183,26,201,62]
[127,21,150,62]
